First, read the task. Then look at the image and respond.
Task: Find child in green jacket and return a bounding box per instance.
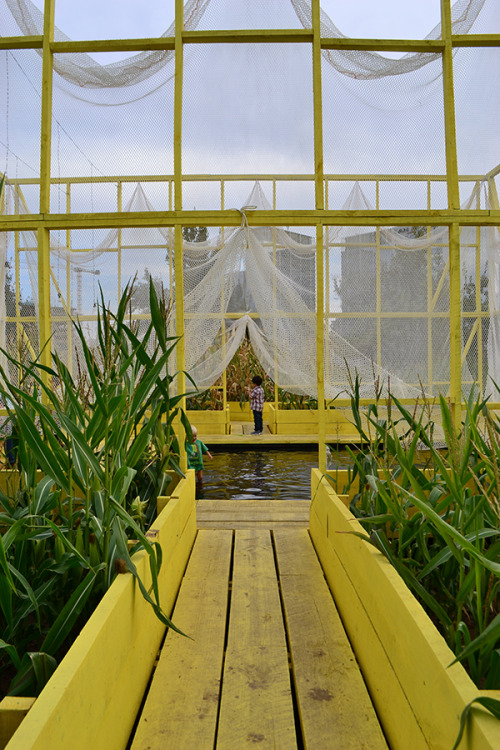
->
[186,426,213,489]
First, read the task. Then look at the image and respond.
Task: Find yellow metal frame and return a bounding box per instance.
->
[1,1,500,465]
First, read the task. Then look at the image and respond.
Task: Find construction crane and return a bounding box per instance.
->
[74,266,100,316]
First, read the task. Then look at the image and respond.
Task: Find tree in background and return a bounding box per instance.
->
[182,226,208,244]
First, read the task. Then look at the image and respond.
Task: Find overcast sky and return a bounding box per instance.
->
[30,0,444,57]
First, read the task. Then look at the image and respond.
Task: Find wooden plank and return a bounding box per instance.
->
[196,499,310,529]
[131,530,232,750]
[197,520,309,530]
[197,500,310,516]
[274,529,388,749]
[217,530,297,749]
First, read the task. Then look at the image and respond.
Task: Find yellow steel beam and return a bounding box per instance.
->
[6,173,490,185]
[38,0,55,384]
[0,36,43,50]
[174,0,186,472]
[51,38,175,53]
[441,1,460,214]
[312,0,326,473]
[452,34,500,47]
[321,38,444,52]
[449,223,462,413]
[182,29,312,44]
[442,0,462,416]
[4,33,497,54]
[2,209,498,232]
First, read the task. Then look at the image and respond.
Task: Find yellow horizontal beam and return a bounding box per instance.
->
[452,34,500,47]
[322,38,444,53]
[6,173,488,185]
[51,38,175,54]
[182,29,313,44]
[5,33,497,55]
[4,31,498,55]
[0,35,43,50]
[1,209,498,231]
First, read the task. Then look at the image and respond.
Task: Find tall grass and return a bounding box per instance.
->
[0,280,192,696]
[342,379,500,691]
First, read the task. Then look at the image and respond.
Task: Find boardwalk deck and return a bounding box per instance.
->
[130,525,388,749]
[196,499,311,529]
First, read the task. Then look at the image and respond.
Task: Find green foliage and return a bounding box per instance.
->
[340,379,500,691]
[0,279,189,697]
[186,336,318,410]
[182,225,208,243]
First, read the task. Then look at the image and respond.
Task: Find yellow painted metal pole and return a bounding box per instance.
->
[441,0,462,422]
[38,0,55,390]
[312,0,326,472]
[117,181,122,303]
[174,0,187,471]
[220,180,227,415]
[427,181,433,393]
[474,185,483,394]
[65,183,73,373]
[375,181,382,368]
[272,180,279,412]
[324,180,330,394]
[449,222,462,412]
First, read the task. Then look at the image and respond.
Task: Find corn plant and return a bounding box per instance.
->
[340,379,500,691]
[0,280,192,696]
[186,336,318,410]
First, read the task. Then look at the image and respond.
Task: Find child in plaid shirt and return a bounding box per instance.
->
[249,375,265,435]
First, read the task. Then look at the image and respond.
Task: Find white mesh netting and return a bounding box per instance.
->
[2,178,499,400]
[1,0,499,401]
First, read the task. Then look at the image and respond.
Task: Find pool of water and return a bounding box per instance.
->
[199,447,354,501]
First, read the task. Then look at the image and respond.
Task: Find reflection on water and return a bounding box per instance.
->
[199,448,353,501]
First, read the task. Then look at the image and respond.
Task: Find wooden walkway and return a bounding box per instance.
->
[130,511,388,749]
[196,499,311,529]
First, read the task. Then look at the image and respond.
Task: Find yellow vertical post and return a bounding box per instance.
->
[272,179,279,413]
[37,1,55,393]
[117,181,122,303]
[375,180,382,368]
[312,0,326,472]
[474,185,483,395]
[221,179,227,415]
[441,0,462,423]
[168,179,174,335]
[65,182,72,373]
[14,190,21,369]
[38,0,55,384]
[324,179,330,399]
[427,180,433,394]
[174,0,187,470]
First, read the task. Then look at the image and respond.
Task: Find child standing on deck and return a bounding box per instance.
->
[186,426,213,491]
[249,375,265,435]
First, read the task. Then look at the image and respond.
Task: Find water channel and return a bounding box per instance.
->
[199,446,355,501]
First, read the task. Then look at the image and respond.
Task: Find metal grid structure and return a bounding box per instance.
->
[1,0,500,469]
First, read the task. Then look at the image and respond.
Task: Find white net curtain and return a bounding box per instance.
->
[3,177,500,401]
[1,0,500,400]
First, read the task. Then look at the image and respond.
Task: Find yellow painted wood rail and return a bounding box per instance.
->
[130,528,387,749]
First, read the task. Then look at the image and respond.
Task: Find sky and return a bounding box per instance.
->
[32,0,444,58]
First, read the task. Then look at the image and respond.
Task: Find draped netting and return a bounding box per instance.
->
[3,0,486,96]
[2,178,499,400]
[1,0,499,402]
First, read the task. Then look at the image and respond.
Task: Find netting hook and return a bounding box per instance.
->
[236,204,257,247]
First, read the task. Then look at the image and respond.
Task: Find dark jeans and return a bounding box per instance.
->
[252,409,263,433]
